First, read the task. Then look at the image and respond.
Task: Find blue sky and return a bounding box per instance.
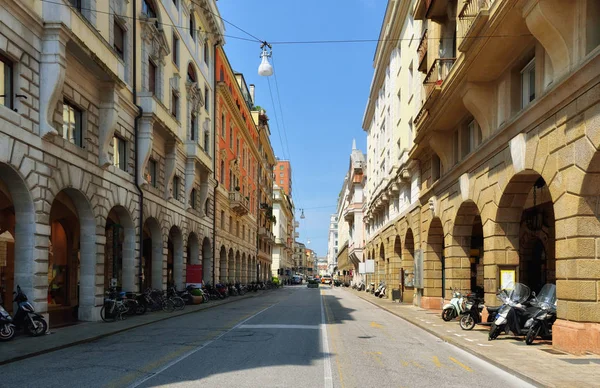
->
[218,0,386,257]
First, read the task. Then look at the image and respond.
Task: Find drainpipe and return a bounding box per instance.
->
[132,0,145,292]
[211,42,219,286]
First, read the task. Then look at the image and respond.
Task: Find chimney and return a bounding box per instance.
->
[249,84,255,104]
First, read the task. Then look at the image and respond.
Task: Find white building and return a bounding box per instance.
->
[326,214,338,273]
[271,185,293,279]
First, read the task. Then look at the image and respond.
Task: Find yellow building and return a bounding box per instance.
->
[365,0,600,355]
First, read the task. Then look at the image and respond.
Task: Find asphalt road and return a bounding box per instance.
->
[0,285,533,388]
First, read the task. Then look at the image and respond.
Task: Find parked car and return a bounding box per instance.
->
[292,276,302,285]
[321,275,332,285]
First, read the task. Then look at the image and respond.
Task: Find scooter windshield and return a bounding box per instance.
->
[535,284,557,309]
[508,283,531,304]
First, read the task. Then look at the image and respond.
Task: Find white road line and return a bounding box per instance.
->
[126,302,278,388]
[239,324,320,330]
[477,343,493,347]
[320,291,334,388]
[465,338,474,342]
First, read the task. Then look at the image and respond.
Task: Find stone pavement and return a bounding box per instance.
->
[346,288,600,388]
[0,289,273,366]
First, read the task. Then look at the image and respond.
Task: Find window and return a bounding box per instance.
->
[171,90,178,118]
[221,113,226,137]
[229,125,233,147]
[279,165,284,170]
[173,176,180,200]
[236,138,239,155]
[280,180,284,184]
[219,67,224,81]
[229,216,233,233]
[468,120,482,151]
[0,54,13,109]
[69,0,82,11]
[190,114,196,141]
[521,59,536,108]
[220,159,225,183]
[113,136,127,171]
[189,14,195,41]
[408,62,414,98]
[190,188,196,209]
[142,0,157,18]
[149,60,157,94]
[220,210,225,229]
[63,101,83,147]
[204,41,209,65]
[279,172,284,177]
[204,198,210,215]
[236,221,240,237]
[172,33,179,67]
[187,64,196,83]
[204,129,210,152]
[452,130,459,165]
[242,225,245,240]
[204,86,209,112]
[114,21,125,59]
[149,159,157,187]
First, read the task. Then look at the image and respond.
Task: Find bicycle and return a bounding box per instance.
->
[101,288,129,322]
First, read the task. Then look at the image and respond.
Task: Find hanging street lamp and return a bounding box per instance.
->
[258,42,273,77]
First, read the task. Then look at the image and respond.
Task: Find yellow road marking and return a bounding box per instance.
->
[401,360,410,367]
[370,321,383,329]
[366,351,384,366]
[399,359,424,368]
[432,356,442,368]
[449,357,473,372]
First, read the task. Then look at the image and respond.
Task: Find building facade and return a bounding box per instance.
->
[274,159,292,197]
[271,185,294,279]
[326,215,338,272]
[0,0,224,326]
[364,0,600,355]
[334,140,367,285]
[363,0,422,304]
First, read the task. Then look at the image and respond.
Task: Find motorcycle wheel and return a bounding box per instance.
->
[0,324,15,341]
[26,316,48,336]
[525,324,541,345]
[460,314,476,330]
[442,308,455,321]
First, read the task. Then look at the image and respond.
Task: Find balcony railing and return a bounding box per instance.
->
[417,29,428,72]
[423,58,456,102]
[229,191,250,216]
[458,0,493,52]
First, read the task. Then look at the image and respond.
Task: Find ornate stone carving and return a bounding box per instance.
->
[140,19,169,64]
[98,85,119,168]
[186,81,204,114]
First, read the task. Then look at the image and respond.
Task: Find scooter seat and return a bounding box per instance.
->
[486,306,501,314]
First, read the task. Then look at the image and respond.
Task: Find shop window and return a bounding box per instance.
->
[63,101,83,147]
[113,136,127,171]
[521,59,536,109]
[173,175,180,200]
[190,188,196,209]
[172,33,179,67]
[0,54,13,109]
[148,159,157,187]
[114,21,125,60]
[149,60,157,94]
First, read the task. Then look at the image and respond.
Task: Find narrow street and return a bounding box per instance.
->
[0,286,533,388]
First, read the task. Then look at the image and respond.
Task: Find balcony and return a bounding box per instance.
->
[294,232,299,238]
[458,0,493,52]
[414,0,449,21]
[421,58,456,110]
[259,226,268,237]
[417,29,428,73]
[229,191,250,216]
[275,237,285,245]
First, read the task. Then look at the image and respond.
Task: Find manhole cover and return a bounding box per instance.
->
[541,348,567,355]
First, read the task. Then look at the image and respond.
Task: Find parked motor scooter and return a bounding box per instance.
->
[488,282,533,341]
[524,284,557,345]
[11,285,48,337]
[367,282,375,294]
[378,283,386,298]
[0,294,16,341]
[442,289,467,321]
[459,296,500,330]
[374,281,385,297]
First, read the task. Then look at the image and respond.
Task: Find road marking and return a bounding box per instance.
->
[365,351,384,366]
[321,289,334,388]
[432,356,442,368]
[449,357,473,372]
[477,343,493,347]
[323,292,346,388]
[453,334,466,337]
[465,338,474,342]
[425,321,433,324]
[432,324,442,327]
[370,321,383,329]
[239,324,319,330]
[125,303,278,388]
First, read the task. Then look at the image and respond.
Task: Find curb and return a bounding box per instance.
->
[347,289,545,388]
[0,290,270,366]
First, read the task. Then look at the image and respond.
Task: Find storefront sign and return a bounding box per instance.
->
[186,264,203,286]
[500,268,516,290]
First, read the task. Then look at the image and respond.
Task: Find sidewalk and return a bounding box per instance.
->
[346,288,600,388]
[0,290,270,366]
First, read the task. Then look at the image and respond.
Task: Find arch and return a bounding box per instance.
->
[235,251,241,282]
[105,205,135,293]
[402,228,415,304]
[492,170,555,297]
[218,245,227,283]
[168,226,184,289]
[424,217,445,308]
[378,242,385,286]
[143,217,163,290]
[241,253,247,283]
[0,163,35,313]
[187,62,197,84]
[187,232,199,265]
[202,237,212,284]
[49,188,97,322]
[227,248,235,282]
[450,200,484,296]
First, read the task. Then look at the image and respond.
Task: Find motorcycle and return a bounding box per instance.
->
[524,284,557,345]
[459,296,500,330]
[367,282,375,294]
[374,281,385,297]
[11,285,48,337]
[442,289,467,321]
[0,294,15,341]
[488,282,532,341]
[378,283,387,298]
